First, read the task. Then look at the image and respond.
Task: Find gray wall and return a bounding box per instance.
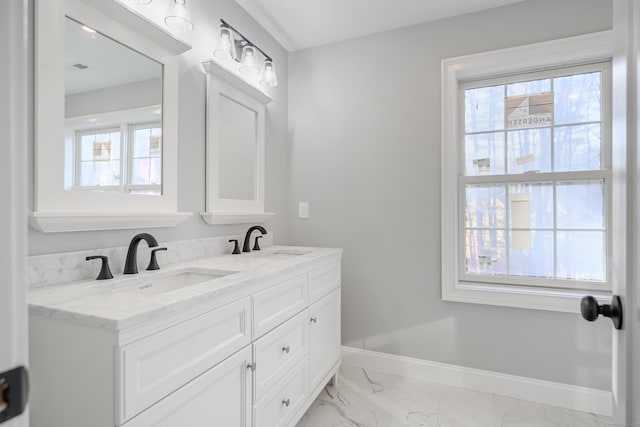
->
[29,0,290,255]
[288,0,613,389]
[65,78,162,118]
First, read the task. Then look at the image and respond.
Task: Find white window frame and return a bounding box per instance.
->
[441,31,614,313]
[66,107,162,194]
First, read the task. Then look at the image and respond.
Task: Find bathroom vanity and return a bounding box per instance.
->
[28,246,342,427]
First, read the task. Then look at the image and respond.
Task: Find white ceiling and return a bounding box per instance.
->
[233,0,527,51]
[65,17,161,95]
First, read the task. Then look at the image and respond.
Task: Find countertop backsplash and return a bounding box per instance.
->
[28,232,274,288]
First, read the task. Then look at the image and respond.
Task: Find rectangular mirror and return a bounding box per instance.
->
[218,94,257,200]
[32,0,192,232]
[64,16,163,195]
[201,60,274,225]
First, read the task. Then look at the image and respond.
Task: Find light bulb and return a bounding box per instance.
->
[260,60,278,87]
[239,45,260,75]
[164,0,194,32]
[213,27,234,61]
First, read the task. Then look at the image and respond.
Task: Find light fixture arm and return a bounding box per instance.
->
[220,19,272,62]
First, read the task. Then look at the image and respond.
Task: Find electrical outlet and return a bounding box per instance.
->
[298,202,309,219]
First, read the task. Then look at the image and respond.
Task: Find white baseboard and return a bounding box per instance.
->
[341,347,612,417]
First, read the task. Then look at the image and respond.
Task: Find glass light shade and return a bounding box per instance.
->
[239,45,260,75]
[260,60,278,87]
[164,0,194,32]
[213,27,234,61]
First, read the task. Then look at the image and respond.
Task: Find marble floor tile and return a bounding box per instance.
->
[296,366,612,427]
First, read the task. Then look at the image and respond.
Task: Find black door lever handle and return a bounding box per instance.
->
[580,295,623,330]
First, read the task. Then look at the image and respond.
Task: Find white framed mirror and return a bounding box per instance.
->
[201,60,274,225]
[31,0,192,232]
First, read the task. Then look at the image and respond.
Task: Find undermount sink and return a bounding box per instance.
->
[257,249,311,260]
[114,268,235,296]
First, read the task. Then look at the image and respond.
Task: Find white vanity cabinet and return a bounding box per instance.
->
[29,253,341,427]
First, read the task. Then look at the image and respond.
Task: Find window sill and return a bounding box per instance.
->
[28,212,192,233]
[442,281,611,313]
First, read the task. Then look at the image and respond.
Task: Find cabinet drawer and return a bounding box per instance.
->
[253,274,307,338]
[308,261,341,304]
[253,310,308,401]
[120,297,251,421]
[253,357,308,427]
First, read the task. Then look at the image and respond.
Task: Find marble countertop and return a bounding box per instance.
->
[28,245,342,331]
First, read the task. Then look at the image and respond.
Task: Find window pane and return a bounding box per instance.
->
[131,158,150,185]
[133,129,151,158]
[507,128,551,173]
[80,162,95,186]
[553,72,601,125]
[465,229,506,275]
[556,180,604,229]
[556,231,605,281]
[94,161,110,186]
[506,78,551,97]
[508,230,554,278]
[554,124,601,171]
[150,158,162,185]
[77,128,120,188]
[81,135,95,161]
[465,184,506,229]
[465,132,505,175]
[508,183,554,229]
[465,85,504,133]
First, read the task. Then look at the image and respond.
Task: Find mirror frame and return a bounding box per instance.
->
[31,0,192,232]
[201,60,274,225]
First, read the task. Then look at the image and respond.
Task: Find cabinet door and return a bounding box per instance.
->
[308,288,341,392]
[123,346,252,427]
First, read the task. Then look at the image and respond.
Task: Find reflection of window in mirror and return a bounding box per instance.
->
[65,119,162,194]
[64,16,163,195]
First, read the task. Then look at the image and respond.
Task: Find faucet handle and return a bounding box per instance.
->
[146,247,167,271]
[253,235,263,251]
[229,239,241,255]
[86,255,114,280]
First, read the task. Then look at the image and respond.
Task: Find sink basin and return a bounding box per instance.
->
[114,268,235,296]
[258,249,311,260]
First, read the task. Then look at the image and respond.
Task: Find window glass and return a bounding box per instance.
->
[461,66,608,288]
[465,85,505,133]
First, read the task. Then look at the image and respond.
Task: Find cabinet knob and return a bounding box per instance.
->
[310,317,317,324]
[246,362,256,371]
[282,398,290,407]
[282,345,290,354]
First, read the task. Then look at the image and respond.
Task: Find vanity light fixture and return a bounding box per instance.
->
[164,0,194,33]
[213,19,278,87]
[127,0,152,4]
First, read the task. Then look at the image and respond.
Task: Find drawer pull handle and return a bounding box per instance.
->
[282,398,290,407]
[247,362,256,371]
[310,317,317,323]
[282,345,290,354]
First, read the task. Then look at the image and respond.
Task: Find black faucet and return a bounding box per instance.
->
[124,233,159,274]
[242,225,267,252]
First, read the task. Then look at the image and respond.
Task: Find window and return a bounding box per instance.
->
[70,121,162,195]
[441,32,614,312]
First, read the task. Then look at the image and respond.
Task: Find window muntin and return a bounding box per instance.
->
[460,63,610,292]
